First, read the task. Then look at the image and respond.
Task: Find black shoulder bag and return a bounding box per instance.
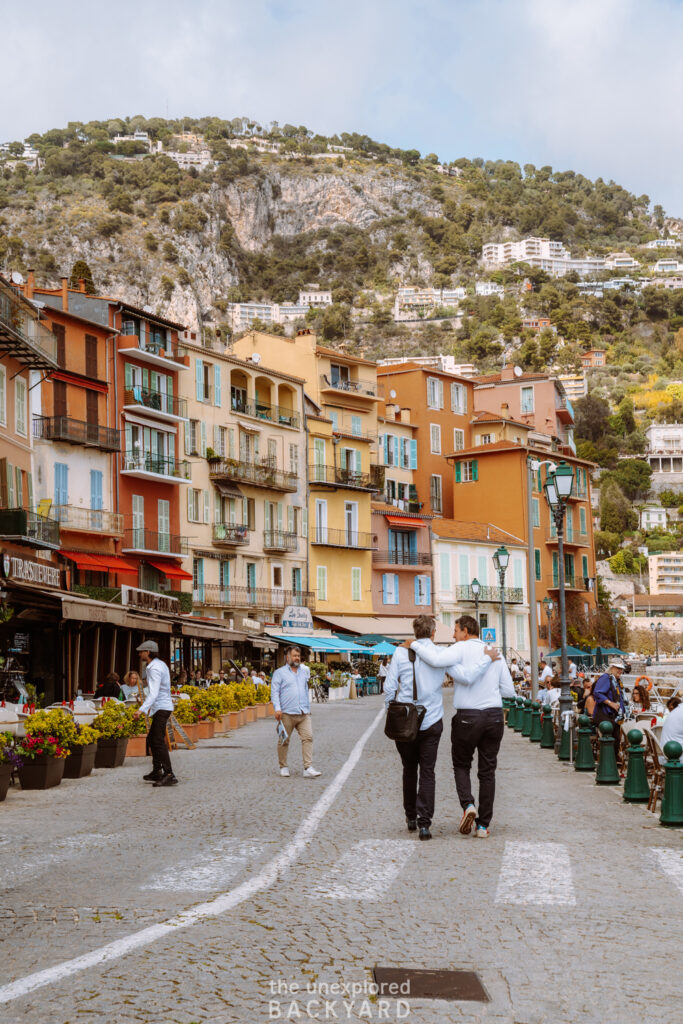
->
[384,649,427,742]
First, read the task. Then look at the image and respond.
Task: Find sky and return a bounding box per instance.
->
[2,0,683,215]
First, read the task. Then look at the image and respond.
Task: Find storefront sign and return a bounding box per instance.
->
[1,553,61,588]
[10,632,30,652]
[242,617,261,631]
[121,585,179,614]
[282,605,314,631]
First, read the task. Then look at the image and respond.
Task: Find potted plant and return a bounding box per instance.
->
[0,732,21,801]
[124,709,149,757]
[173,697,200,741]
[15,733,68,789]
[63,723,99,779]
[91,702,132,768]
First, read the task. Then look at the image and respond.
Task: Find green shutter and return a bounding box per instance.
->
[534,549,541,580]
[472,459,478,481]
[455,461,461,483]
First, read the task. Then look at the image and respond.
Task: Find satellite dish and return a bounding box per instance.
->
[389,389,397,398]
[252,353,261,364]
[513,365,524,377]
[11,271,24,285]
[143,305,154,313]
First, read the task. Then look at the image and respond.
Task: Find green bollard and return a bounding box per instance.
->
[513,697,525,733]
[596,720,620,785]
[574,714,595,772]
[540,703,555,748]
[660,741,683,827]
[521,698,533,737]
[502,697,513,725]
[508,697,520,730]
[557,709,572,761]
[623,729,650,802]
[529,701,542,743]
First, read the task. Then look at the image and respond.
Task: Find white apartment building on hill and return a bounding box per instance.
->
[481,236,605,278]
[298,289,332,307]
[649,552,683,595]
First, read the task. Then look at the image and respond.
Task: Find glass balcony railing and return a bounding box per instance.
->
[123,387,187,419]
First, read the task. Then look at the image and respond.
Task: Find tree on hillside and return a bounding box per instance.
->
[604,458,652,501]
[69,259,96,294]
[599,478,637,535]
[574,393,611,443]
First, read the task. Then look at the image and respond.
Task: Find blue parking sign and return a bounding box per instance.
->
[482,628,496,643]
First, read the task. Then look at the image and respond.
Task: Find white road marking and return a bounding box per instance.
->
[651,847,683,894]
[140,839,268,892]
[0,706,386,1006]
[495,841,576,906]
[309,839,414,900]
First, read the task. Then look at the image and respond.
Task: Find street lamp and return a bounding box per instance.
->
[543,460,575,741]
[471,577,481,628]
[611,608,620,650]
[542,595,554,649]
[650,621,663,663]
[492,545,510,659]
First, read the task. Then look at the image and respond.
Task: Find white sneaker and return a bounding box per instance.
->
[279,767,290,777]
[459,804,477,835]
[475,825,489,838]
[303,767,322,778]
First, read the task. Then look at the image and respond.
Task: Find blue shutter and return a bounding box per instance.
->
[196,358,203,401]
[409,531,417,554]
[393,574,399,604]
[90,469,103,511]
[214,364,221,406]
[455,461,461,483]
[414,576,420,605]
[54,463,68,505]
[425,575,431,608]
[382,574,388,604]
[409,439,417,469]
[400,438,406,468]
[383,434,389,465]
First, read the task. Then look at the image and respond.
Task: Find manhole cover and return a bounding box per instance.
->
[373,967,489,1002]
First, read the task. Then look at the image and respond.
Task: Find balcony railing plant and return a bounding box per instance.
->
[312,528,374,549]
[193,585,315,610]
[455,584,523,604]
[122,453,191,479]
[373,550,433,566]
[263,530,298,551]
[231,397,300,429]
[53,505,123,534]
[33,416,121,452]
[320,374,377,397]
[209,457,298,492]
[0,508,60,549]
[212,523,250,545]
[122,528,188,554]
[123,387,187,419]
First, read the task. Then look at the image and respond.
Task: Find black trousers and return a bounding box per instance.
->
[147,709,173,775]
[395,719,443,827]
[451,708,505,828]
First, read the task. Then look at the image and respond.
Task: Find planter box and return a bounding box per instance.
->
[267,702,275,717]
[227,711,240,730]
[94,736,129,769]
[0,763,11,801]
[125,735,148,758]
[256,703,267,719]
[245,706,256,724]
[196,720,215,740]
[63,742,97,779]
[237,709,247,727]
[179,722,199,743]
[215,714,230,734]
[18,755,65,790]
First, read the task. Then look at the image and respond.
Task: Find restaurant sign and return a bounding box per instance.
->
[282,605,314,631]
[1,553,61,588]
[121,585,179,615]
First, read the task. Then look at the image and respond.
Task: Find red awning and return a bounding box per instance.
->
[385,515,426,528]
[146,559,193,580]
[61,551,108,570]
[94,555,139,573]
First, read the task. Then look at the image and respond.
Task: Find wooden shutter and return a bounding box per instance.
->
[52,323,66,367]
[86,390,98,425]
[53,380,67,419]
[85,335,98,378]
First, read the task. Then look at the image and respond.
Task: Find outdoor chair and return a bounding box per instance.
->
[643,728,666,813]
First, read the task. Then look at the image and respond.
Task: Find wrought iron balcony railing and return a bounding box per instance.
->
[309,464,384,491]
[455,584,524,604]
[0,508,60,549]
[312,528,374,549]
[373,550,433,566]
[33,416,121,452]
[263,530,298,551]
[123,387,187,419]
[122,529,189,555]
[192,585,315,610]
[0,281,58,370]
[209,457,298,492]
[319,374,378,398]
[212,523,251,545]
[230,397,300,429]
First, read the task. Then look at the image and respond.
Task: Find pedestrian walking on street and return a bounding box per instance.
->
[411,614,513,838]
[133,641,178,787]
[271,646,322,779]
[378,656,389,693]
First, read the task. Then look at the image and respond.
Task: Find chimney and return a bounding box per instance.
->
[384,405,396,422]
[61,276,69,311]
[500,402,509,419]
[501,366,515,381]
[78,278,86,293]
[399,407,411,424]
[26,269,35,299]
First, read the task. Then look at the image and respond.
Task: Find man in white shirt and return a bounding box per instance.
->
[538,678,561,707]
[568,659,578,682]
[134,640,177,787]
[378,657,389,693]
[661,702,683,762]
[539,659,554,685]
[387,615,495,841]
[271,646,321,779]
[411,614,515,838]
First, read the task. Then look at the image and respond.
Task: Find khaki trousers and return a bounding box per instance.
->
[278,712,313,769]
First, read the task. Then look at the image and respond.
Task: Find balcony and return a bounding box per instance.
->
[319,374,378,399]
[310,464,384,491]
[192,585,315,610]
[53,505,123,535]
[545,531,588,548]
[0,281,58,371]
[231,397,300,430]
[263,530,298,552]
[209,457,298,493]
[212,523,251,547]
[455,584,524,604]
[118,336,189,372]
[121,453,191,483]
[0,508,60,550]
[123,387,187,423]
[121,529,189,557]
[33,416,121,452]
[312,528,374,549]
[555,396,574,424]
[382,495,424,513]
[547,574,588,592]
[373,550,433,567]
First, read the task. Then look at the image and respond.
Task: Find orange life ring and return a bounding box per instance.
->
[634,675,653,692]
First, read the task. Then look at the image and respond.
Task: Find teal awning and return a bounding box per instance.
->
[546,646,591,658]
[266,633,368,654]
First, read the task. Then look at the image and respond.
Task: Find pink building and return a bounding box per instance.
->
[371,502,433,618]
[472,368,575,454]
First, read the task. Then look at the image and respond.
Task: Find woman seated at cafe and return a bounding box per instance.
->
[629,683,651,715]
[94,672,123,701]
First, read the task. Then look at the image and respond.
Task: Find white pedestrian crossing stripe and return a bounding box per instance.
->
[141,840,269,892]
[651,848,683,894]
[495,841,576,906]
[309,840,415,901]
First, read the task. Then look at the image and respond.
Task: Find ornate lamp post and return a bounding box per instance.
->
[543,461,575,739]
[492,545,510,659]
[542,596,554,650]
[471,577,481,629]
[650,621,663,663]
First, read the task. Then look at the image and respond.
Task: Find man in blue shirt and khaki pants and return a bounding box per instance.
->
[271,645,322,779]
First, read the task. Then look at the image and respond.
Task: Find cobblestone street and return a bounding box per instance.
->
[1,697,682,1024]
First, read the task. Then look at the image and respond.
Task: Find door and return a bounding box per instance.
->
[158,499,170,552]
[315,499,328,544]
[90,470,103,530]
[220,560,230,604]
[193,557,205,604]
[246,562,257,603]
[292,567,302,598]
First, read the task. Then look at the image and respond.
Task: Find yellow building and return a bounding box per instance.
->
[231,329,384,616]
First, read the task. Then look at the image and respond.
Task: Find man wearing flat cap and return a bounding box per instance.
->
[591,658,626,736]
[133,640,178,787]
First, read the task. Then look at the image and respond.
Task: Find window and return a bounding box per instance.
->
[85,335,98,378]
[480,433,493,445]
[330,363,349,387]
[0,365,5,426]
[430,424,441,454]
[267,438,277,462]
[455,460,478,482]
[188,489,202,523]
[534,549,541,581]
[415,574,431,606]
[188,420,199,454]
[582,554,589,582]
[439,552,451,590]
[193,557,204,600]
[351,415,362,436]
[453,428,465,451]
[521,386,534,413]
[53,379,67,419]
[351,567,361,601]
[430,474,442,513]
[289,444,299,473]
[317,565,328,601]
[426,377,443,409]
[132,494,144,546]
[273,565,283,589]
[15,377,27,436]
[382,573,399,605]
[90,469,103,511]
[451,382,467,414]
[532,497,540,528]
[195,358,212,403]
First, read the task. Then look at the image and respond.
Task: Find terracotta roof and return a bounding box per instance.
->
[622,594,683,610]
[432,519,524,545]
[315,344,375,366]
[470,410,531,429]
[445,440,522,458]
[377,362,472,382]
[474,371,550,385]
[445,440,596,468]
[371,502,431,519]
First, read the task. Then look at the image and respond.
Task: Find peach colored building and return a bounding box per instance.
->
[473,368,575,455]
